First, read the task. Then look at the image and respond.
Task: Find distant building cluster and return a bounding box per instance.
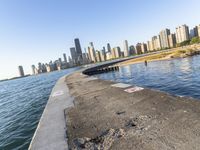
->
[85,24,200,64]
[146,24,200,51]
[30,38,91,76]
[18,24,200,77]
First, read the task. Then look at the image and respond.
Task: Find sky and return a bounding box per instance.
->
[0,0,200,79]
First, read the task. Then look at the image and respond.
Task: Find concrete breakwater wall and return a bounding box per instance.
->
[85,66,120,75]
[28,75,73,150]
[82,57,130,75]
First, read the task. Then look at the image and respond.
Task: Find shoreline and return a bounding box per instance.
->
[65,71,200,150]
[118,45,200,67]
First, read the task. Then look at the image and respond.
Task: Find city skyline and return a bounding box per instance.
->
[20,20,199,77]
[1,0,200,79]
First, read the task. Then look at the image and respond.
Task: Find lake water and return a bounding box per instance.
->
[95,55,200,99]
[0,68,79,150]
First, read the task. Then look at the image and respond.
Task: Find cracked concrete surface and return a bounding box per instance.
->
[65,72,200,150]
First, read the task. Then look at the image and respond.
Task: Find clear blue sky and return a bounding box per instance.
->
[0,0,200,79]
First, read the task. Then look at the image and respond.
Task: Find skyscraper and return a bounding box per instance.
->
[123,40,129,57]
[70,47,77,64]
[88,42,96,63]
[111,48,116,59]
[63,53,67,63]
[159,29,170,49]
[107,43,111,53]
[147,41,154,51]
[114,47,121,58]
[175,25,190,43]
[190,26,198,39]
[95,51,101,62]
[152,36,161,50]
[129,45,136,55]
[198,25,200,37]
[74,38,82,61]
[18,66,25,77]
[168,34,176,48]
[141,43,148,53]
[68,56,73,67]
[136,43,142,54]
[58,58,62,64]
[100,48,106,62]
[82,53,89,64]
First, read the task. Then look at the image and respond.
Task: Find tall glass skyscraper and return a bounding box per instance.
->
[74,38,82,61]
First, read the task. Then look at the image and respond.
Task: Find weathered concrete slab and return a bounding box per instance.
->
[84,77,98,81]
[65,72,200,150]
[111,83,132,88]
[29,76,73,150]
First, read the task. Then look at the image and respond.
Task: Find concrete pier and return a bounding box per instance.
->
[28,76,73,150]
[65,72,200,150]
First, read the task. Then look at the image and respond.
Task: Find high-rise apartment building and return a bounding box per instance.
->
[102,46,106,52]
[147,41,154,51]
[111,48,116,59]
[168,34,176,48]
[95,51,101,62]
[18,66,25,77]
[82,53,89,64]
[189,27,198,39]
[129,45,136,55]
[58,58,62,64]
[197,25,200,37]
[175,25,190,43]
[141,43,147,53]
[70,47,77,64]
[152,36,161,50]
[63,53,67,63]
[136,43,142,54]
[46,64,54,72]
[107,43,111,53]
[123,40,129,57]
[100,49,106,62]
[88,42,96,63]
[106,52,112,60]
[159,29,170,49]
[68,56,73,67]
[114,47,121,58]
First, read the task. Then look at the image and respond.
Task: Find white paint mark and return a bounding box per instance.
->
[52,91,64,97]
[124,86,144,93]
[86,77,98,81]
[111,83,131,88]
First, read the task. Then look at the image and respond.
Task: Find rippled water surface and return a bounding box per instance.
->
[0,68,79,150]
[96,55,200,99]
